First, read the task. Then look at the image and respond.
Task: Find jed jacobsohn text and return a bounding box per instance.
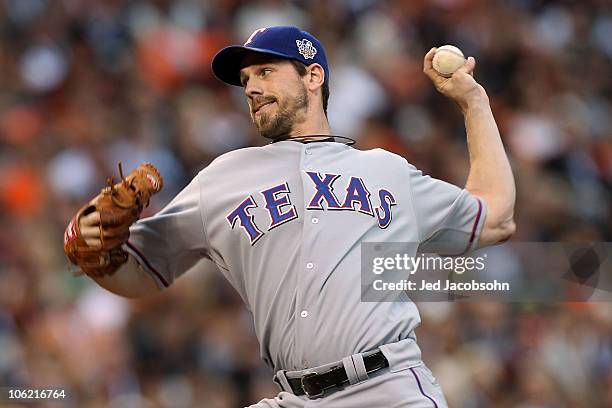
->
[372,253,486,275]
[373,279,510,292]
[370,253,511,294]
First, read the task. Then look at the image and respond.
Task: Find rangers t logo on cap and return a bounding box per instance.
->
[244,27,268,46]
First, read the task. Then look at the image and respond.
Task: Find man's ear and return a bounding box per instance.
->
[306,64,325,92]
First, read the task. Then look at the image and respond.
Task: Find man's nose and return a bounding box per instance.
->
[244,78,263,99]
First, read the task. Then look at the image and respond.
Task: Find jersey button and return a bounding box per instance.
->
[306,262,314,269]
[300,310,308,318]
[305,148,312,155]
[311,217,319,224]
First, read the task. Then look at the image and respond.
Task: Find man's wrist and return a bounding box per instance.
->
[459,86,489,114]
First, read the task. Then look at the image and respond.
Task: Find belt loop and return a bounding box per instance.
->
[273,370,292,393]
[351,353,369,382]
[342,356,359,385]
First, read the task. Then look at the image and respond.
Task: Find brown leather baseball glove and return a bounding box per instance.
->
[63,162,163,278]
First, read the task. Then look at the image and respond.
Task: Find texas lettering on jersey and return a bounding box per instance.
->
[226,172,397,245]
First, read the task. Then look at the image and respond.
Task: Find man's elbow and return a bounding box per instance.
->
[496,218,516,243]
[478,216,516,247]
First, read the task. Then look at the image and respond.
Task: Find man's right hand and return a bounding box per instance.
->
[423,47,488,112]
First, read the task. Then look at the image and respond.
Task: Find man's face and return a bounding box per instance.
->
[239,55,309,140]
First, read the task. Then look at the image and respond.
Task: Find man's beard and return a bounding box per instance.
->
[253,83,308,141]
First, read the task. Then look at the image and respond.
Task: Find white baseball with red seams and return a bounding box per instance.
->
[432,45,466,77]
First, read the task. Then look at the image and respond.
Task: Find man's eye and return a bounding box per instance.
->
[261,68,272,76]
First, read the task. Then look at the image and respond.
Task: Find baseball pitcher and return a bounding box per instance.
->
[64,26,515,407]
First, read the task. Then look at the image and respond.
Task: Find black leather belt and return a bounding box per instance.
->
[287,350,389,398]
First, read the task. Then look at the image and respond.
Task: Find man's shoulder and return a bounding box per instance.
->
[353,147,409,165]
[212,145,267,164]
[194,144,299,183]
[195,144,411,179]
[198,146,267,174]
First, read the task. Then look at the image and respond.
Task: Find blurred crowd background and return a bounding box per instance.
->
[0,0,611,407]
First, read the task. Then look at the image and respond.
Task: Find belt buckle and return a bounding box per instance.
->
[301,372,324,399]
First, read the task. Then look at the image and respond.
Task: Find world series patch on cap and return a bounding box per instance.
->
[211,25,329,87]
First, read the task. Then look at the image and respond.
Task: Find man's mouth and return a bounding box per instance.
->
[253,100,275,115]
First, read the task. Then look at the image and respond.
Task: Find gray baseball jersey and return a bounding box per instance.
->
[125,140,485,372]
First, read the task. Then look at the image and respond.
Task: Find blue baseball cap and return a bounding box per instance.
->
[212,26,329,87]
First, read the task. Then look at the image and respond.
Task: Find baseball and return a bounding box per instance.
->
[432,45,466,77]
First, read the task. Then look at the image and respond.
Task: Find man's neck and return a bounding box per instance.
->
[287,113,331,139]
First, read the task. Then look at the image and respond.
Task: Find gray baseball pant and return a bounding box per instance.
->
[247,362,448,408]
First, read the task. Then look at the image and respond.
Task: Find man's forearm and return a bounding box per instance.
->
[462,91,516,242]
[91,254,162,298]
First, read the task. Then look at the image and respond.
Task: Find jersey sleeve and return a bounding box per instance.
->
[406,163,486,255]
[124,175,211,288]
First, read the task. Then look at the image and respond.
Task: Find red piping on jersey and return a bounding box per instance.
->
[126,241,170,287]
[461,198,483,255]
